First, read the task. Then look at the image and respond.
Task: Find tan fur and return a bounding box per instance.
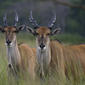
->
[18,44,36,79]
[2,26,36,80]
[65,44,85,73]
[36,27,51,35]
[50,41,85,79]
[35,27,65,78]
[32,48,36,57]
[35,26,85,79]
[50,41,65,78]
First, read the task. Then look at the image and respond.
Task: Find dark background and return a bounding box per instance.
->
[0,0,85,36]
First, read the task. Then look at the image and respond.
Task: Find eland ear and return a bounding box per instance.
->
[0,26,2,31]
[18,25,25,31]
[51,28,61,35]
[26,26,35,35]
[0,26,5,33]
[16,25,25,32]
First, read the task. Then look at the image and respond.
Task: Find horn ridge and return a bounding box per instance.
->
[14,11,19,26]
[3,13,8,26]
[29,11,39,28]
[48,13,56,28]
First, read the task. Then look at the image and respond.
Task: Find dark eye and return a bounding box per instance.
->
[13,30,19,33]
[35,32,39,36]
[2,30,5,33]
[47,33,50,36]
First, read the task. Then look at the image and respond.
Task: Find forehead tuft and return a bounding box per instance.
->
[5,26,16,31]
[36,27,51,34]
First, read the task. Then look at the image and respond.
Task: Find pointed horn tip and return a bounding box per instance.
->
[3,13,7,25]
[30,10,32,14]
[3,14,7,19]
[15,14,18,22]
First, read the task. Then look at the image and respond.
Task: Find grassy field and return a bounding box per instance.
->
[0,32,85,85]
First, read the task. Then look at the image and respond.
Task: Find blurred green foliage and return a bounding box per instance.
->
[52,33,85,44]
[0,0,85,36]
[66,0,85,36]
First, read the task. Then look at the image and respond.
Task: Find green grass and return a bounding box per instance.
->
[0,32,85,85]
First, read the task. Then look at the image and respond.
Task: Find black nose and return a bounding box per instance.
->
[6,40,11,45]
[8,64,12,68]
[40,43,45,49]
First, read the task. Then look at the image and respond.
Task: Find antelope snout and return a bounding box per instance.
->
[8,64,12,68]
[6,40,11,46]
[40,43,45,49]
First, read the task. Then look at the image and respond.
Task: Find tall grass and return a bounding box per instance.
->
[0,32,85,85]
